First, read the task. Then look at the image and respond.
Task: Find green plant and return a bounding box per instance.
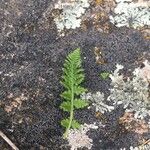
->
[99,72,110,80]
[60,48,88,138]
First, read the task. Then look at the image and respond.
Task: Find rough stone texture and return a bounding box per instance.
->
[0,0,149,150]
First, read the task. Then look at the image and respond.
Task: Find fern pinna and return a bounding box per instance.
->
[60,48,88,138]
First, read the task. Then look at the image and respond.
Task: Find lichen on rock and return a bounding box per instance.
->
[81,92,114,113]
[67,123,98,150]
[108,61,150,119]
[53,0,90,32]
[109,0,150,29]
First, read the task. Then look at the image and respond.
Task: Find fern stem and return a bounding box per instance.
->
[63,95,74,138]
[63,64,74,139]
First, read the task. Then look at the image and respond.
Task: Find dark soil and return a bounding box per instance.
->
[0,0,149,150]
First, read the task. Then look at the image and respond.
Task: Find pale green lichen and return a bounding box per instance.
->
[54,0,90,31]
[81,92,114,114]
[109,0,150,28]
[108,62,150,119]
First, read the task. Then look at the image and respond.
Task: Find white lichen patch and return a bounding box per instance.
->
[121,140,150,150]
[67,123,98,150]
[81,92,114,113]
[130,143,150,150]
[53,0,90,31]
[134,60,150,83]
[109,0,150,29]
[108,61,150,119]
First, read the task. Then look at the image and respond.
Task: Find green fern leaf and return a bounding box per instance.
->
[61,118,70,128]
[60,101,71,112]
[71,119,81,129]
[75,74,85,85]
[99,72,110,80]
[74,99,89,109]
[61,91,72,100]
[60,48,88,139]
[74,86,87,95]
[61,119,81,129]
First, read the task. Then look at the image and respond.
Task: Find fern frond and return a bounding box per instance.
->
[60,48,88,138]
